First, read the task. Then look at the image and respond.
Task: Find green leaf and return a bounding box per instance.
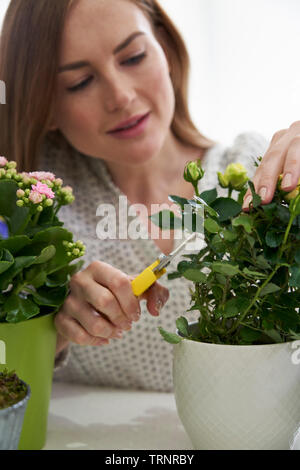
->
[232,214,253,234]
[177,260,193,273]
[182,269,207,283]
[0,249,14,275]
[149,210,183,230]
[25,266,47,288]
[248,181,262,208]
[289,330,300,341]
[158,327,182,344]
[0,255,37,290]
[262,202,277,218]
[199,189,218,205]
[33,245,56,264]
[192,196,219,218]
[168,195,189,210]
[29,285,68,307]
[289,265,300,288]
[265,231,283,248]
[0,235,31,255]
[239,326,262,343]
[210,234,226,254]
[222,229,238,242]
[242,267,268,279]
[45,260,84,287]
[0,181,30,235]
[255,255,271,270]
[4,294,40,323]
[32,227,73,245]
[211,198,242,222]
[259,283,281,297]
[176,317,189,337]
[167,271,182,280]
[294,249,300,265]
[275,205,291,224]
[223,296,250,318]
[204,218,220,234]
[263,329,282,343]
[212,262,239,277]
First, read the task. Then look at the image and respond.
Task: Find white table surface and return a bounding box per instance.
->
[44,381,300,451]
[44,381,193,450]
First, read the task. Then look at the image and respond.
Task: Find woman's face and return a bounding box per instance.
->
[53,0,175,166]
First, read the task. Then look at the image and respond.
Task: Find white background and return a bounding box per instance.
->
[1,0,299,146]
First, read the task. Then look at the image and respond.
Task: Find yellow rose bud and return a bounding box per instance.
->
[184,160,204,184]
[284,177,300,201]
[223,163,248,190]
[217,172,229,188]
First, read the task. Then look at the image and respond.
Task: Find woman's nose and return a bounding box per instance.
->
[103,75,136,113]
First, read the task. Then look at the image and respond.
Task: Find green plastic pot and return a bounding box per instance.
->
[0,312,57,450]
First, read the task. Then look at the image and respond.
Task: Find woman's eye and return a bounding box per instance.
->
[122,52,146,66]
[66,53,146,93]
[67,76,93,93]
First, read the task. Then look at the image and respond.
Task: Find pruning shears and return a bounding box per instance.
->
[131,232,197,297]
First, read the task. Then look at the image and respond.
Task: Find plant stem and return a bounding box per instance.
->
[32,211,40,227]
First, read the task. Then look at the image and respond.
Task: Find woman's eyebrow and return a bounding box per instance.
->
[58,31,145,73]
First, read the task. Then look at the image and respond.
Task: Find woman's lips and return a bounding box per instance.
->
[107,112,151,139]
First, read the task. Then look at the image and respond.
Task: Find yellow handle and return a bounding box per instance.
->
[131,260,166,297]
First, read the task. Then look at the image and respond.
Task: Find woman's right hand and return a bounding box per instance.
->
[54,260,169,355]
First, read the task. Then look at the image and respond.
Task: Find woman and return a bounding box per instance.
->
[0,0,299,391]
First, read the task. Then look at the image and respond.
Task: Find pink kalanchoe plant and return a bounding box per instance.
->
[0,157,85,323]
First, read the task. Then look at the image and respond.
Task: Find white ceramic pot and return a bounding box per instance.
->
[173,325,300,450]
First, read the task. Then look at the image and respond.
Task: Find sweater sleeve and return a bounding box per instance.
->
[53,344,71,373]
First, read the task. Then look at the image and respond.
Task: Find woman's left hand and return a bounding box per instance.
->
[242,121,300,211]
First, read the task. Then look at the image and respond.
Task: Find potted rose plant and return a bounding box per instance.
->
[0,369,31,450]
[0,157,85,450]
[153,158,300,450]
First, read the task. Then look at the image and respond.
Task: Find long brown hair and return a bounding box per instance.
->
[0,0,215,172]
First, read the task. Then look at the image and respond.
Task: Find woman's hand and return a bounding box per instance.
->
[243,121,300,210]
[54,261,169,354]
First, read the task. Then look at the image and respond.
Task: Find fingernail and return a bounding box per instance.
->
[133,309,141,321]
[258,187,267,200]
[281,173,292,189]
[114,329,123,339]
[243,195,252,209]
[121,321,132,330]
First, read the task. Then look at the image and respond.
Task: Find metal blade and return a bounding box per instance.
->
[153,232,197,272]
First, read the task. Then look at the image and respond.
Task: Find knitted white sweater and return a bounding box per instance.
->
[39,132,269,391]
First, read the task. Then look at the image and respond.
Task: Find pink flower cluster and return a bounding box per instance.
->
[28,171,56,182]
[29,181,55,204]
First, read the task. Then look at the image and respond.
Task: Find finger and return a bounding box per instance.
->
[243,138,287,211]
[66,298,124,339]
[280,134,300,192]
[70,268,134,329]
[243,125,300,210]
[88,261,141,323]
[140,281,170,317]
[54,311,110,347]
